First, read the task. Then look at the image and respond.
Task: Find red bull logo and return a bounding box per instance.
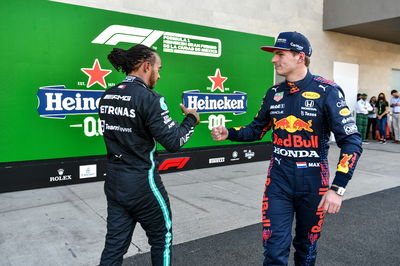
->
[262,177,271,228]
[273,133,318,148]
[337,153,357,173]
[337,153,353,173]
[311,208,325,233]
[273,115,313,133]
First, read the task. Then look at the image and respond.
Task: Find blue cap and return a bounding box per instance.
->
[261,32,312,57]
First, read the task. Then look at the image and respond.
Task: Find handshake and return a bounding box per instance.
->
[179,103,229,141]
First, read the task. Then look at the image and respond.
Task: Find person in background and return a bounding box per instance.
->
[377,92,390,144]
[390,90,400,143]
[353,93,362,117]
[366,96,377,140]
[355,93,373,144]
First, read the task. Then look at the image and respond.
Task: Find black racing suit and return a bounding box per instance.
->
[98,76,197,266]
[227,71,362,265]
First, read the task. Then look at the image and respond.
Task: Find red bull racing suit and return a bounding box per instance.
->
[227,71,362,265]
[98,76,197,266]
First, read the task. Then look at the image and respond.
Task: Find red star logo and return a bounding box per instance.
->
[81,59,112,88]
[208,68,227,92]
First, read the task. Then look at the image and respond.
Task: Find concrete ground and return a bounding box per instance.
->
[0,140,399,266]
[126,186,400,266]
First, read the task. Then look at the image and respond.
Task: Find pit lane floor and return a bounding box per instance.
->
[0,140,399,266]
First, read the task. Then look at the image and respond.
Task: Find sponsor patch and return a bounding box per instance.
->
[302,92,320,99]
[341,117,355,124]
[273,147,319,158]
[270,104,285,109]
[343,123,358,135]
[273,92,284,102]
[179,128,194,145]
[99,105,136,118]
[296,162,307,168]
[270,110,284,115]
[336,100,347,108]
[301,111,317,117]
[318,85,327,91]
[273,133,318,148]
[160,97,168,111]
[304,100,314,107]
[103,94,131,101]
[168,121,176,129]
[337,153,353,173]
[339,108,351,116]
[273,115,313,133]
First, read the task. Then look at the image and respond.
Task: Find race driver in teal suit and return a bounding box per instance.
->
[212,32,362,265]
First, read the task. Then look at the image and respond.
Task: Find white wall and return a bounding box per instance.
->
[391,69,400,91]
[333,62,359,113]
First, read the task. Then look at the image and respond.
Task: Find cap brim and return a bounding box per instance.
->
[260,46,291,53]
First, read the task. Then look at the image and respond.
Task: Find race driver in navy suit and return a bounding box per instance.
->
[212,32,362,266]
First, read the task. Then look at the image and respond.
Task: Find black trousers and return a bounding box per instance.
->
[366,118,377,140]
[100,188,172,266]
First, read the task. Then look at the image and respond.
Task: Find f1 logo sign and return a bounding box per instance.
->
[92,25,164,46]
[159,157,190,171]
[92,25,222,57]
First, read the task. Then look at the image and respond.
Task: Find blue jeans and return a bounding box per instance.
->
[377,117,387,140]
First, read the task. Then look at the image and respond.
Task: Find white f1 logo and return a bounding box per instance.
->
[92,25,222,57]
[92,25,164,46]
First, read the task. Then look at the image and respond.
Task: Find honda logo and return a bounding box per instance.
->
[305,100,314,107]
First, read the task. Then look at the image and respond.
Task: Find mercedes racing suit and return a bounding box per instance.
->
[98,76,197,266]
[227,71,362,265]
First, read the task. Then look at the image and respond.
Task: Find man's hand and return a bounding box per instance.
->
[211,126,228,141]
[318,190,343,214]
[180,104,200,125]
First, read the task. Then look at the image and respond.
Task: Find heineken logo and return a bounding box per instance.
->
[182,69,247,115]
[37,86,104,119]
[183,91,247,115]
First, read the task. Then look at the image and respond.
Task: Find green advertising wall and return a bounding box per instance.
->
[0,0,274,163]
